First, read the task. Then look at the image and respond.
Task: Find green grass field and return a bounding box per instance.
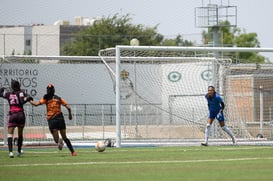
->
[1,145,273,181]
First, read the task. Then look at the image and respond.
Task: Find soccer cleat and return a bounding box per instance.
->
[9,152,14,158]
[72,152,77,156]
[201,143,208,146]
[17,150,24,157]
[58,138,64,150]
[232,137,237,145]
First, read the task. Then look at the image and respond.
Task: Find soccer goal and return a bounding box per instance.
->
[1,46,273,147]
[99,46,273,147]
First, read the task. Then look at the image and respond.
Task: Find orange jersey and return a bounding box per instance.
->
[39,95,68,120]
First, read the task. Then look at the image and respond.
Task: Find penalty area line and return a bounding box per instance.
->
[3,157,273,167]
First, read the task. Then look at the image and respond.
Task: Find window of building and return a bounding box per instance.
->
[25,39,31,46]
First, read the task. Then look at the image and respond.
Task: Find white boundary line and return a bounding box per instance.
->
[3,157,273,167]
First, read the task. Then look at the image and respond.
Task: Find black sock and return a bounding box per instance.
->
[7,137,13,152]
[63,138,74,153]
[54,136,59,144]
[17,136,23,153]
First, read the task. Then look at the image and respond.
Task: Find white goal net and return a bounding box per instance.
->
[99,46,273,147]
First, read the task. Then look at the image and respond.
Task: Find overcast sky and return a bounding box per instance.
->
[1,0,273,60]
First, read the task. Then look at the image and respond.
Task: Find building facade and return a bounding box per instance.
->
[0,24,88,56]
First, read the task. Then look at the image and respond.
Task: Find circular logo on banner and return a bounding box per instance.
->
[201,70,213,81]
[168,71,181,82]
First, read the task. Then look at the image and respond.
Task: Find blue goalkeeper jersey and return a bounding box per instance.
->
[205,93,223,112]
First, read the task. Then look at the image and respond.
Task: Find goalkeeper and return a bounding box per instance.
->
[30,83,77,156]
[201,86,236,146]
[0,80,33,158]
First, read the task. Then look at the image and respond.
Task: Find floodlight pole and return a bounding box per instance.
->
[213,26,219,59]
[212,26,220,91]
[195,1,237,91]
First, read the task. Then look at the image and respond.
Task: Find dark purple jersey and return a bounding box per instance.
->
[0,88,27,127]
[3,90,26,113]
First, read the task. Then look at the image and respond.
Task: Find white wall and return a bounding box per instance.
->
[32,25,60,56]
[0,26,28,55]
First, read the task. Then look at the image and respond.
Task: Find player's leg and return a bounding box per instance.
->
[202,118,213,146]
[219,121,236,144]
[48,118,61,144]
[202,109,217,146]
[57,136,64,150]
[16,112,26,156]
[50,129,60,143]
[17,127,24,156]
[55,116,76,155]
[7,127,15,158]
[50,128,65,150]
[60,129,76,156]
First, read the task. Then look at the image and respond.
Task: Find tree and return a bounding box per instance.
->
[61,14,164,56]
[201,21,265,63]
[161,34,193,46]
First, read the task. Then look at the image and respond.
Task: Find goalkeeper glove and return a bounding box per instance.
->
[216,111,224,121]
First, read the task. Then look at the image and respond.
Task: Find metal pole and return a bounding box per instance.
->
[115,47,121,148]
[269,107,272,137]
[213,27,219,59]
[134,61,139,137]
[131,39,140,138]
[116,46,273,53]
[260,85,263,136]
[102,105,105,140]
[3,101,7,145]
[212,26,220,91]
[3,34,6,56]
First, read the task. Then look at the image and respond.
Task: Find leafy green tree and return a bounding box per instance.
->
[160,35,195,56]
[161,34,193,46]
[202,21,265,63]
[61,14,164,56]
[234,32,265,63]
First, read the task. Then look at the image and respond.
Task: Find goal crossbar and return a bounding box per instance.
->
[116,46,273,52]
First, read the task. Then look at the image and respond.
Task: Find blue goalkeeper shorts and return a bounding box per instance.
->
[208,110,221,121]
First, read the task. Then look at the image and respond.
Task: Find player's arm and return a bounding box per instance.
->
[30,98,44,107]
[21,92,33,104]
[217,95,225,111]
[205,94,210,110]
[64,104,72,120]
[30,100,41,106]
[0,87,5,97]
[220,102,225,112]
[61,98,72,120]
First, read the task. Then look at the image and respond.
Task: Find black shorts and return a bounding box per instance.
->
[48,113,66,132]
[8,111,25,128]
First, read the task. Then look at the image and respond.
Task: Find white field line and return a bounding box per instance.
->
[2,145,272,154]
[3,157,273,167]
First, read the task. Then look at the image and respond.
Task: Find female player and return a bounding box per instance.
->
[201,85,236,146]
[30,83,77,156]
[0,80,33,158]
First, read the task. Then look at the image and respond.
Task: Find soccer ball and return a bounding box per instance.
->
[130,38,139,46]
[95,141,106,152]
